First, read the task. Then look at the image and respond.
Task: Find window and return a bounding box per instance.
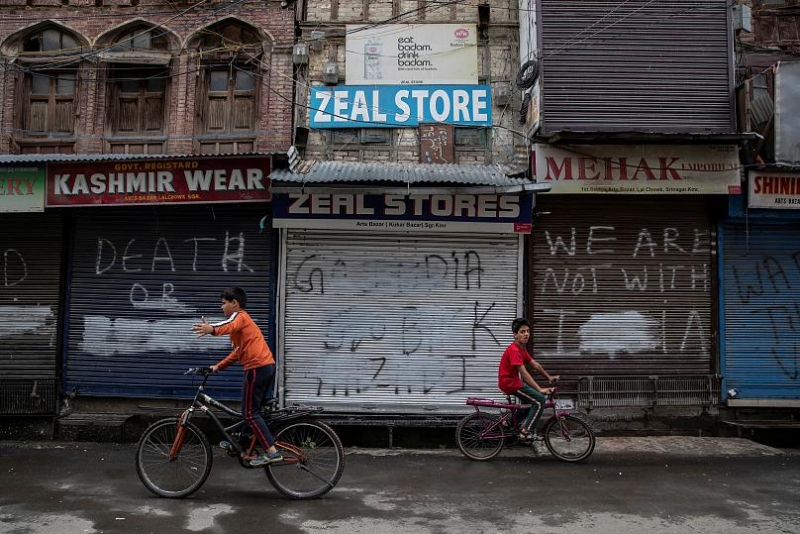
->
[329,128,392,146]
[202,66,256,133]
[103,27,172,140]
[192,21,265,140]
[111,66,168,135]
[19,28,81,138]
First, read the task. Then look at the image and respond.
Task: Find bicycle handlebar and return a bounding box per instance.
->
[185,367,213,376]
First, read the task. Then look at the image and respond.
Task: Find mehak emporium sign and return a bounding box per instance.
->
[535,144,740,194]
[46,156,271,207]
[748,171,800,209]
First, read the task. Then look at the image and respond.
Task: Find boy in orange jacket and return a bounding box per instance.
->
[192,287,281,467]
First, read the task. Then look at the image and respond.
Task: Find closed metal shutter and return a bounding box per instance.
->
[65,204,272,400]
[0,213,62,414]
[281,230,522,414]
[722,222,800,404]
[530,197,714,379]
[539,0,732,133]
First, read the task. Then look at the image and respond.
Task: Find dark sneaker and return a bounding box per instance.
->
[250,451,283,467]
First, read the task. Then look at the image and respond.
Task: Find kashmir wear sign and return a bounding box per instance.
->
[535,145,741,194]
[272,192,533,234]
[46,156,271,207]
[748,171,800,209]
[0,166,45,212]
[346,24,478,85]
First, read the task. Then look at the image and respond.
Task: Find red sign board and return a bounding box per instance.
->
[46,156,271,207]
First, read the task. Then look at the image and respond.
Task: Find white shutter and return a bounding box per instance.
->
[280,230,522,414]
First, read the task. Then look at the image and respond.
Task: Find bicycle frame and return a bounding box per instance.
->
[465,388,577,442]
[174,368,322,464]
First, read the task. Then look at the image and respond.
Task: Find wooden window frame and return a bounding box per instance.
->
[108,65,168,137]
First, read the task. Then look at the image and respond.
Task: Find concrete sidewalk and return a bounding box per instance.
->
[349,436,796,458]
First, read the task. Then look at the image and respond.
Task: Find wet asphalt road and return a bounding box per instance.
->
[0,438,799,534]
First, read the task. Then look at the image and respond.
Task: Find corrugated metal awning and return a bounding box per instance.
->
[270,161,535,188]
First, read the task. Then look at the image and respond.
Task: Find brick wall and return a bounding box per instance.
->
[0,0,295,156]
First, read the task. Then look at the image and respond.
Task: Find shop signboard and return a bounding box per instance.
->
[309,85,491,128]
[46,156,271,207]
[0,166,45,212]
[534,144,740,194]
[345,24,477,85]
[748,171,800,209]
[273,192,533,234]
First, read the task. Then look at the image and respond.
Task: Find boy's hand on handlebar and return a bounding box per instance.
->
[549,376,560,384]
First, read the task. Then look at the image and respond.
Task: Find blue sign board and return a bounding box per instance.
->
[309,85,492,128]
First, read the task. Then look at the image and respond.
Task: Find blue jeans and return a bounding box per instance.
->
[513,385,546,433]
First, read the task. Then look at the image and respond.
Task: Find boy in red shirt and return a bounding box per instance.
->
[192,287,282,467]
[498,318,559,442]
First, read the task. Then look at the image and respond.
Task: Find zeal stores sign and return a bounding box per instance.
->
[46,156,271,206]
[273,192,533,233]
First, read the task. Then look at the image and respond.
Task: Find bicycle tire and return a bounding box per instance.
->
[135,418,213,498]
[542,414,595,462]
[455,413,505,461]
[265,420,345,500]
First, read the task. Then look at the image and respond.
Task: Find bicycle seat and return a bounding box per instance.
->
[263,398,279,408]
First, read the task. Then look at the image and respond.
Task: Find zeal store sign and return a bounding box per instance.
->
[272,192,533,234]
[535,145,740,194]
[46,156,271,207]
[748,171,800,209]
[309,85,491,128]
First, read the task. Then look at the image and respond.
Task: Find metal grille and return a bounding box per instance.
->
[65,204,273,400]
[530,197,715,379]
[281,230,522,414]
[0,379,58,415]
[538,0,733,134]
[578,375,720,409]
[722,222,800,404]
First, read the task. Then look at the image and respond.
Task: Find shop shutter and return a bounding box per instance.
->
[0,213,62,414]
[281,230,522,414]
[65,204,272,400]
[722,222,800,402]
[530,197,714,379]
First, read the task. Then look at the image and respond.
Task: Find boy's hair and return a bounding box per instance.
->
[221,287,247,308]
[512,318,530,334]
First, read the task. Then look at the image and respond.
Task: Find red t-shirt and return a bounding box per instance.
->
[498,342,533,394]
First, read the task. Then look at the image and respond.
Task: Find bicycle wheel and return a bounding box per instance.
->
[135,418,213,498]
[542,414,595,462]
[265,420,345,500]
[455,413,504,461]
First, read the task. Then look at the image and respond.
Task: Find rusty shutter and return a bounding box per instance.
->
[280,230,522,414]
[0,213,63,414]
[529,197,715,381]
[538,0,733,134]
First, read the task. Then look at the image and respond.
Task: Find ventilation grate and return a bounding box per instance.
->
[0,379,58,415]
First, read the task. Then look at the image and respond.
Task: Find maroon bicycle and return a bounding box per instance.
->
[456,385,595,462]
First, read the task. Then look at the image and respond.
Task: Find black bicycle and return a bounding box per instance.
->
[135,367,345,500]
